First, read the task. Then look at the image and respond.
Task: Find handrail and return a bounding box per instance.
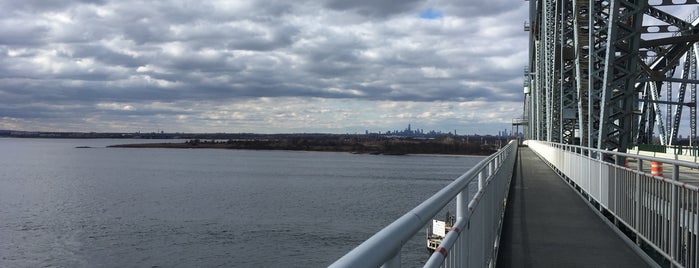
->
[329,140,518,268]
[532,141,699,191]
[542,141,699,169]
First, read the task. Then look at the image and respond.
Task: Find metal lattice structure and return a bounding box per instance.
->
[525,0,699,152]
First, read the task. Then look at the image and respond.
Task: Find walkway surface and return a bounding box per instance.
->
[496,147,651,268]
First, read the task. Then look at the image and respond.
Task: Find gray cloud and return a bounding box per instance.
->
[437,0,524,18]
[72,44,144,67]
[323,0,423,18]
[0,0,531,133]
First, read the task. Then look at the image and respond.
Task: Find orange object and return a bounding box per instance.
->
[651,161,663,177]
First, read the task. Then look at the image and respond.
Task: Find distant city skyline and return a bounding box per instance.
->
[364,123,515,137]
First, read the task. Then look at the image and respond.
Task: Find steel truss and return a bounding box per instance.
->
[526,0,699,151]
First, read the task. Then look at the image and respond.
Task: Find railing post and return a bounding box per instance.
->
[456,189,468,268]
[479,169,485,191]
[457,190,467,220]
[670,164,679,265]
[495,154,500,170]
[635,158,642,245]
[381,251,400,268]
[588,149,593,202]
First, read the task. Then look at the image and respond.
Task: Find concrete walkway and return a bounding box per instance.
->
[496,147,651,268]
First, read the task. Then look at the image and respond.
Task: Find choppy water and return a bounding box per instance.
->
[0,138,483,267]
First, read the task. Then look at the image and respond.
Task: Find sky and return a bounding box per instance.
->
[0,0,529,134]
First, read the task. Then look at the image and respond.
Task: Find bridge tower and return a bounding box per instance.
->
[525,0,699,151]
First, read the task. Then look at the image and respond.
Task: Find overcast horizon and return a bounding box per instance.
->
[1,0,529,135]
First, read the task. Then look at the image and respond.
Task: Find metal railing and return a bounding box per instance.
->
[329,141,518,268]
[527,140,699,268]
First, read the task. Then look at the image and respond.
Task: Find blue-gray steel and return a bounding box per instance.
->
[525,0,699,149]
[528,140,699,268]
[329,141,517,268]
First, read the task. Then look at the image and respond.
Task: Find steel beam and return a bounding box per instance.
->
[525,0,699,150]
[560,0,578,144]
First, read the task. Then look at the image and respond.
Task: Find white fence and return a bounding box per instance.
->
[329,140,517,268]
[528,140,699,268]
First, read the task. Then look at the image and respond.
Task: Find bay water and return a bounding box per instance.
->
[0,138,483,267]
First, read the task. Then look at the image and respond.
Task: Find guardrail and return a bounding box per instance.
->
[329,140,517,268]
[527,140,699,268]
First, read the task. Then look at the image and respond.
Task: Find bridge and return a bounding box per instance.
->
[330,1,699,267]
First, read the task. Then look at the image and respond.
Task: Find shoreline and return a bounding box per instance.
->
[107,145,487,157]
[407,153,485,158]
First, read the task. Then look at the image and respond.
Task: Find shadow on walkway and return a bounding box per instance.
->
[496,146,650,268]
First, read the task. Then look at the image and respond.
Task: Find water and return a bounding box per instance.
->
[0,138,484,267]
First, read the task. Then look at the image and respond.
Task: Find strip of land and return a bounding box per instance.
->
[108,136,503,156]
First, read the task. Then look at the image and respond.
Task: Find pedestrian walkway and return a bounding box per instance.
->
[496,147,652,267]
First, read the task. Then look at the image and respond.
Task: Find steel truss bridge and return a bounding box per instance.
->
[525,0,699,151]
[330,1,699,268]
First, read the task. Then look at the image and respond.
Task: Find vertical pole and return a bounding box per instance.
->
[381,251,400,268]
[670,164,679,264]
[496,154,501,170]
[457,190,468,220]
[614,155,621,216]
[588,148,593,202]
[479,170,485,191]
[456,189,468,268]
[635,158,642,245]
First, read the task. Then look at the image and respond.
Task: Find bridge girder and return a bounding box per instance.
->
[526,0,699,151]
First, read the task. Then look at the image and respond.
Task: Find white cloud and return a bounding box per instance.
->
[0,0,531,134]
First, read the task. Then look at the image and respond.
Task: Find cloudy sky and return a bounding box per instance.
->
[0,0,529,134]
